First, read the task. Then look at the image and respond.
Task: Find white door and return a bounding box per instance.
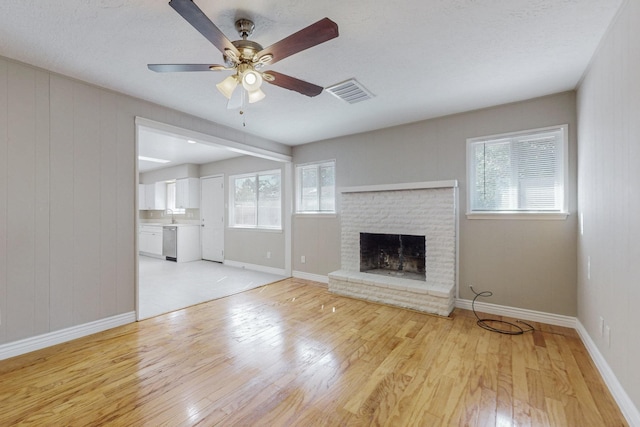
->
[201,176,224,262]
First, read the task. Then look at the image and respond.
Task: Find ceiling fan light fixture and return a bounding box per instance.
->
[247,88,266,104]
[216,75,239,99]
[242,70,263,92]
[227,86,246,110]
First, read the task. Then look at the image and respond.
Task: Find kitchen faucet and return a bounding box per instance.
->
[166,209,177,224]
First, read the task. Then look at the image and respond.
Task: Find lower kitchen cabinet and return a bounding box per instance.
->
[139,225,163,257]
[176,225,200,262]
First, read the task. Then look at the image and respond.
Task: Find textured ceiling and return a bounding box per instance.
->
[0,0,624,146]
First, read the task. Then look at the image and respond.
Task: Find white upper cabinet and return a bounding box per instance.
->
[138,184,146,210]
[142,182,166,210]
[175,177,200,209]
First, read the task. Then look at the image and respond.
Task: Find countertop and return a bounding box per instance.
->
[140,223,200,227]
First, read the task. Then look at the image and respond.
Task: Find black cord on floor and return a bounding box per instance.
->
[470,286,535,335]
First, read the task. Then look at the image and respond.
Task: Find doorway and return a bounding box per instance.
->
[201,175,224,262]
[134,117,293,321]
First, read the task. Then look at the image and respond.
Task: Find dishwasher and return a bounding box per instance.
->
[162,226,177,261]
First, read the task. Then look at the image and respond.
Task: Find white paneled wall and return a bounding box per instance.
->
[49,75,75,330]
[577,0,640,417]
[0,56,289,346]
[0,66,134,340]
[0,55,6,344]
[4,63,51,341]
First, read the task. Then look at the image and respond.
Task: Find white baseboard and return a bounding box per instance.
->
[455,298,576,328]
[575,320,640,427]
[292,270,329,284]
[0,311,136,361]
[224,260,287,277]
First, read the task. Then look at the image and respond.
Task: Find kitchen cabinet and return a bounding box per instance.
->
[142,182,166,210]
[139,225,163,256]
[175,177,200,209]
[138,184,146,210]
[175,224,201,262]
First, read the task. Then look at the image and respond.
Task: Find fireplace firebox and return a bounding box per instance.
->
[360,233,426,281]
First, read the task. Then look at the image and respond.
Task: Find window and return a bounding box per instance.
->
[467,125,568,218]
[230,170,281,229]
[296,160,335,213]
[166,182,185,215]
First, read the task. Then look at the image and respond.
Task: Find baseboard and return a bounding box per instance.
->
[0,311,136,361]
[575,320,640,427]
[455,298,576,328]
[292,270,329,284]
[223,260,287,277]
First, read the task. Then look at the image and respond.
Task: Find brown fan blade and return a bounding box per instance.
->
[264,71,323,97]
[148,64,227,72]
[169,0,240,57]
[256,18,338,65]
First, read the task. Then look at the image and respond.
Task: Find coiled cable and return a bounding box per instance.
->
[470,286,535,335]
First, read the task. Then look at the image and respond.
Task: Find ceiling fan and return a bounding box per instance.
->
[148,0,339,108]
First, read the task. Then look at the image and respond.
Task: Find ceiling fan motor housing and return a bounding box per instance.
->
[227,39,264,69]
[235,18,255,39]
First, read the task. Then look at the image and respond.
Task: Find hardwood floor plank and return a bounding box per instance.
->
[0,279,628,426]
[496,335,515,422]
[476,387,498,427]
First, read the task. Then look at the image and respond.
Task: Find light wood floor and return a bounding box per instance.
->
[0,278,627,426]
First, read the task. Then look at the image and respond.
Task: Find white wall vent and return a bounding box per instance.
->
[326,79,374,104]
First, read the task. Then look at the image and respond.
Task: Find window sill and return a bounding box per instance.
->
[228,226,283,233]
[466,212,569,220]
[294,212,337,219]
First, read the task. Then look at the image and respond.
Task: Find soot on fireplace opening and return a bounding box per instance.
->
[359,232,426,281]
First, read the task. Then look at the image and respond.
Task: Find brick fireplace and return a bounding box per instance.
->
[328,181,458,316]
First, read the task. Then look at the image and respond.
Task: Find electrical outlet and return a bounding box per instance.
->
[599,317,604,337]
[266,251,271,259]
[604,325,611,348]
[301,255,306,264]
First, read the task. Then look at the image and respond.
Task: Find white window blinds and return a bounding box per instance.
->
[468,126,567,213]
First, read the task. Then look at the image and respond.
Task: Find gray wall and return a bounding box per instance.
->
[577,0,640,411]
[0,56,289,345]
[200,156,287,270]
[293,91,578,315]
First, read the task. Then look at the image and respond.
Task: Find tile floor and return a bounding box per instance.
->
[138,255,287,319]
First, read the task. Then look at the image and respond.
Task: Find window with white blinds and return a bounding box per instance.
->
[295,160,336,213]
[467,125,568,217]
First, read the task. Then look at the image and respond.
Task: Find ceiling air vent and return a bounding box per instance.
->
[326,79,374,104]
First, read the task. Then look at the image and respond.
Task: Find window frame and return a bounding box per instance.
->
[295,160,336,215]
[165,181,185,215]
[466,125,569,220]
[229,169,282,230]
